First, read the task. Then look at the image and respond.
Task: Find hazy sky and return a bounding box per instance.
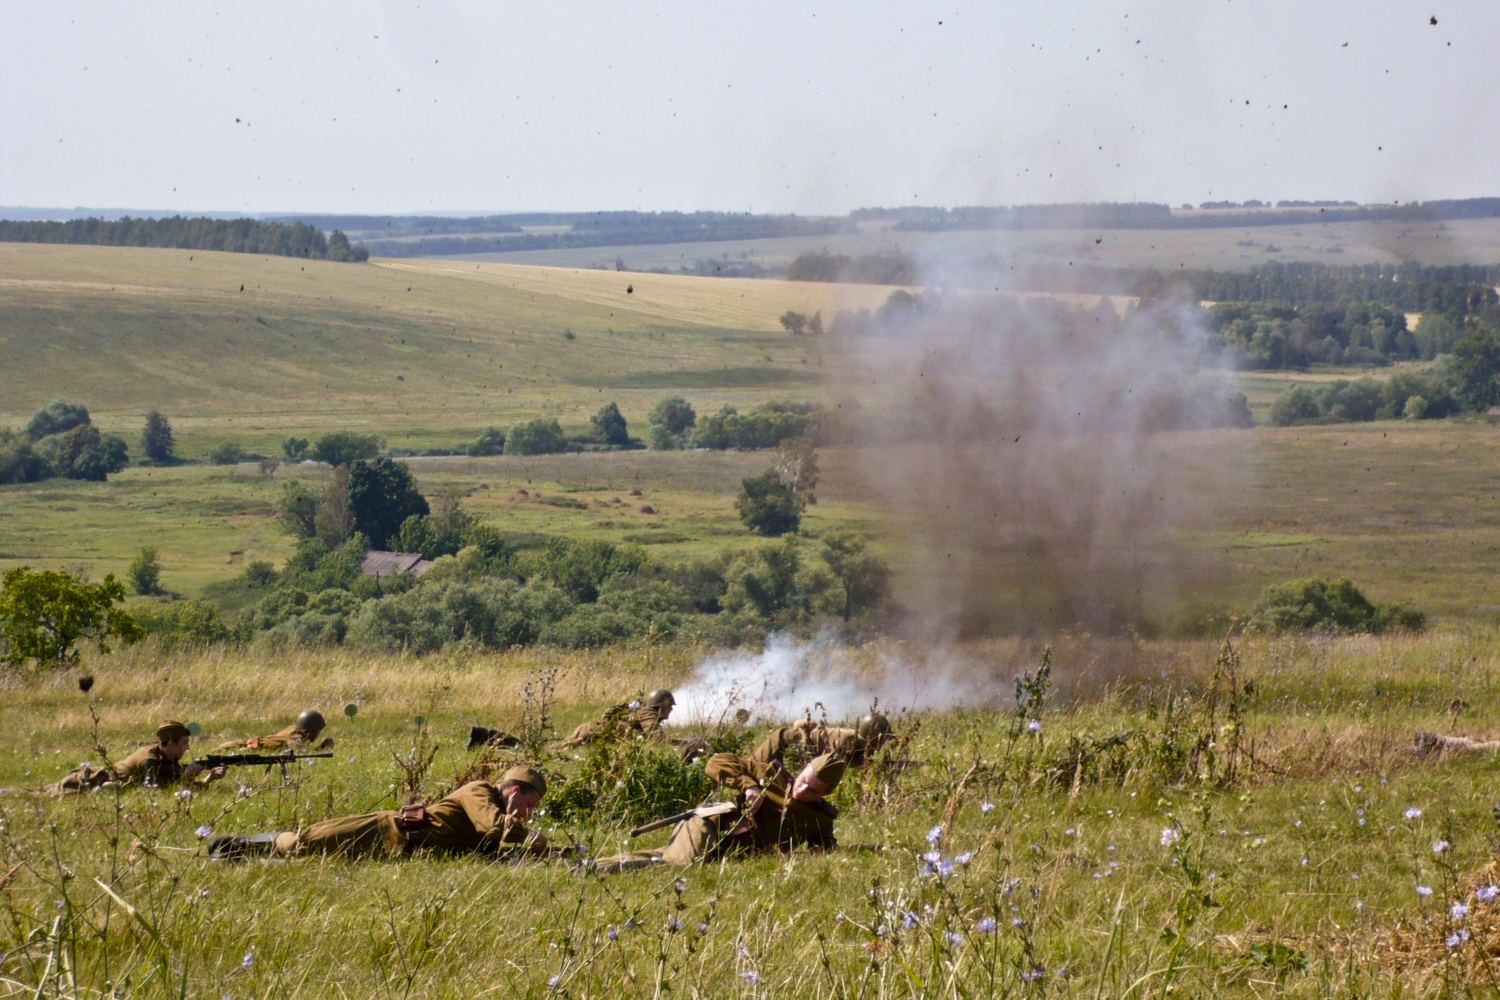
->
[0,2,1491,215]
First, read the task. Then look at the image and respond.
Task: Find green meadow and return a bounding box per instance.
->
[4,242,1500,996]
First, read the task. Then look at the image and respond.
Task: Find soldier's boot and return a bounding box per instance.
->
[208,832,289,860]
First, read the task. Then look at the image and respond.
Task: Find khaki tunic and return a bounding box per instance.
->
[658,753,837,864]
[283,781,537,858]
[748,721,869,768]
[47,745,188,793]
[550,704,668,750]
[216,725,322,753]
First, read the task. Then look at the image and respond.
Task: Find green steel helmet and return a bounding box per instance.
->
[856,713,890,741]
[295,710,327,734]
[645,689,676,709]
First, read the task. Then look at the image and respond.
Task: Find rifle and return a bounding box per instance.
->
[629,801,738,837]
[194,752,333,772]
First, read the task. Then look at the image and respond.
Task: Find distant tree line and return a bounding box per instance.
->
[361,212,843,257]
[0,216,368,261]
[787,252,917,285]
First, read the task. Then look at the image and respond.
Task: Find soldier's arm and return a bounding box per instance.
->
[704,754,780,792]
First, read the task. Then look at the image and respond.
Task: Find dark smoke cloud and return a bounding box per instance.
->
[828,286,1252,637]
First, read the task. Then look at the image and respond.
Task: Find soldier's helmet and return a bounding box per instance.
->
[856,712,891,741]
[645,689,676,709]
[295,710,327,734]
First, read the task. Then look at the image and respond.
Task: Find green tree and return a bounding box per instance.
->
[315,465,355,547]
[649,396,697,436]
[347,457,430,549]
[504,417,568,456]
[466,427,506,456]
[818,530,890,621]
[0,430,49,484]
[25,399,90,441]
[309,430,382,467]
[771,437,819,509]
[779,310,808,335]
[41,424,129,481]
[0,567,144,668]
[127,546,163,596]
[1449,326,1500,411]
[208,441,246,465]
[590,402,630,446]
[281,435,310,461]
[275,479,320,538]
[140,410,176,463]
[735,469,801,536]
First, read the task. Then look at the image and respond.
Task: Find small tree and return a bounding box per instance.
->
[1449,326,1500,411]
[0,567,143,668]
[140,410,176,463]
[347,457,430,549]
[649,396,697,436]
[591,402,630,446]
[779,310,808,335]
[819,530,889,621]
[772,437,819,509]
[275,479,320,538]
[127,546,163,596]
[282,436,310,461]
[466,427,506,456]
[310,431,382,468]
[42,425,129,481]
[735,469,801,537]
[208,441,246,465]
[315,465,355,547]
[807,311,824,336]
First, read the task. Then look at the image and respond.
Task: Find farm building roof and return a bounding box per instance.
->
[359,550,433,578]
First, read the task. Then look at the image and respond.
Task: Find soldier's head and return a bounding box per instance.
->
[498,765,548,818]
[791,752,848,803]
[856,712,891,745]
[156,721,192,759]
[295,710,327,735]
[644,689,676,721]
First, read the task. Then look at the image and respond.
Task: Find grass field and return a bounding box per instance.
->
[436,216,1500,274]
[5,632,1500,996]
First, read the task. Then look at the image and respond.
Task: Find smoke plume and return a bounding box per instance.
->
[828,283,1250,637]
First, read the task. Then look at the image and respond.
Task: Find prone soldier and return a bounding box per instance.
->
[549,689,675,750]
[599,751,846,869]
[210,765,548,860]
[748,712,892,770]
[216,709,334,752]
[44,721,227,794]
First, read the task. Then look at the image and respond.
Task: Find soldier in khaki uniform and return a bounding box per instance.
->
[210,765,548,860]
[748,712,892,770]
[45,721,227,794]
[647,751,846,865]
[549,690,675,750]
[216,709,333,752]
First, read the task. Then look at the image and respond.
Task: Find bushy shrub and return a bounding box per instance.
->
[1244,577,1425,634]
[518,539,649,603]
[0,430,50,484]
[689,401,820,451]
[278,535,368,593]
[309,430,382,467]
[537,587,685,648]
[722,537,838,625]
[346,579,573,653]
[1268,372,1461,426]
[466,427,506,456]
[38,425,129,481]
[504,417,568,456]
[547,737,720,827]
[128,599,230,649]
[281,436,310,461]
[648,396,696,438]
[208,441,246,465]
[25,400,90,441]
